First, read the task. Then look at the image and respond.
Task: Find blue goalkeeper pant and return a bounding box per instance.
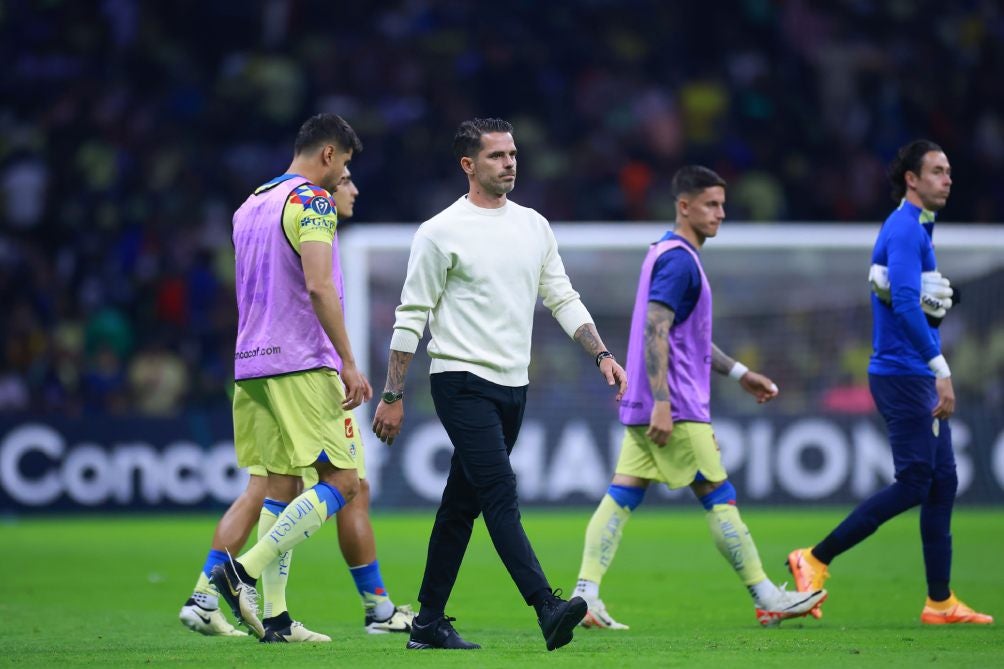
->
[813,375,957,600]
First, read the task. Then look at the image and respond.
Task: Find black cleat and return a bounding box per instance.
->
[406,616,481,650]
[538,589,587,651]
[209,557,264,639]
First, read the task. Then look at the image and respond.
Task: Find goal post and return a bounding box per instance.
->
[341,222,1004,507]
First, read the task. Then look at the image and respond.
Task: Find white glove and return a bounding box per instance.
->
[867,264,954,319]
[920,271,953,319]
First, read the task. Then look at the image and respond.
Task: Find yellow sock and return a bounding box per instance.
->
[804,547,828,572]
[927,592,958,610]
[238,487,331,579]
[705,504,767,586]
[578,494,632,584]
[258,504,291,620]
[193,571,216,597]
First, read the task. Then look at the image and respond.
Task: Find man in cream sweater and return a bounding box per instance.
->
[372,118,627,651]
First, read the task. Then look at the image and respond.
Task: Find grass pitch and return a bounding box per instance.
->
[2,508,1001,667]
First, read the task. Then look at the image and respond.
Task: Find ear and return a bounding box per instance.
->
[904,169,920,190]
[460,156,475,175]
[320,144,335,166]
[677,196,689,217]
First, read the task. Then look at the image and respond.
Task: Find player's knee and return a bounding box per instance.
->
[930,468,958,503]
[895,463,934,504]
[696,479,736,510]
[608,483,646,511]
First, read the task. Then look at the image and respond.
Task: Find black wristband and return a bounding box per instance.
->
[595,351,614,367]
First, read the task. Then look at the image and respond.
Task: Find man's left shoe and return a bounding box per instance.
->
[178,599,246,637]
[365,604,416,634]
[261,620,332,643]
[921,594,993,625]
[755,587,828,627]
[537,589,587,651]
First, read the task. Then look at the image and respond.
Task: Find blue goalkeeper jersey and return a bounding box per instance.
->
[868,200,941,377]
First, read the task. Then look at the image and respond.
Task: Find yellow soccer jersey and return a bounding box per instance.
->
[266,180,339,252]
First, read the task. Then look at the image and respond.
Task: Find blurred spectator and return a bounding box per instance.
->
[2,1,1002,414]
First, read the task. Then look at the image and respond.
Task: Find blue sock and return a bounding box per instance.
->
[202,549,229,578]
[263,497,288,516]
[313,481,347,518]
[607,483,646,510]
[697,480,737,510]
[350,560,393,614]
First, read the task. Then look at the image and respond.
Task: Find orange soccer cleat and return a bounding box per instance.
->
[787,548,830,619]
[921,594,994,625]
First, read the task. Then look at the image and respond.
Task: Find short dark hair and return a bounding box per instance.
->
[453,118,514,160]
[888,139,942,201]
[294,113,363,155]
[671,165,726,199]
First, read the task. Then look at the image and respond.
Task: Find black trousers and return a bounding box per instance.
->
[417,371,550,611]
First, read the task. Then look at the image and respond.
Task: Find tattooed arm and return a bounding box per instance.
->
[645,302,675,446]
[710,343,735,376]
[573,322,628,401]
[371,349,414,446]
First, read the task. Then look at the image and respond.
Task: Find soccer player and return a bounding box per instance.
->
[788,140,993,625]
[572,166,827,629]
[371,118,628,651]
[193,112,377,643]
[179,163,413,640]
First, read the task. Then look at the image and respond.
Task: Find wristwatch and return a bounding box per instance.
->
[381,390,404,404]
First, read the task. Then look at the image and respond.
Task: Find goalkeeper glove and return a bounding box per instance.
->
[867,264,954,324]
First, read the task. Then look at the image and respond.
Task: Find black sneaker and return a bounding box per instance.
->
[406,616,481,650]
[537,589,587,651]
[209,558,264,639]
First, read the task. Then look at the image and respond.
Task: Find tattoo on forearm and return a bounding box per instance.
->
[385,349,414,393]
[573,323,605,356]
[711,343,735,375]
[645,303,674,401]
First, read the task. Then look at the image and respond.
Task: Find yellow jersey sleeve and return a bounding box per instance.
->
[282,183,339,253]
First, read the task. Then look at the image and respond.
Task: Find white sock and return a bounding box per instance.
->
[748,579,781,607]
[192,591,219,610]
[371,599,396,621]
[575,578,599,600]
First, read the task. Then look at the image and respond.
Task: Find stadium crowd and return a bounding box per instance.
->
[2,0,1003,415]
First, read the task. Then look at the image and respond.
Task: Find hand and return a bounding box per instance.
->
[646,400,673,447]
[600,357,628,402]
[339,363,372,410]
[372,399,405,445]
[932,377,955,420]
[739,371,779,404]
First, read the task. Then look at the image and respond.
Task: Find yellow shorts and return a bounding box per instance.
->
[615,421,726,489]
[233,368,361,477]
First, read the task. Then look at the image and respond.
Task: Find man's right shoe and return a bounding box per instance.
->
[209,558,264,639]
[538,590,588,651]
[406,616,480,650]
[787,548,830,619]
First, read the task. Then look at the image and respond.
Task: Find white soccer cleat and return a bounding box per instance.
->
[261,620,331,643]
[579,596,629,630]
[365,604,416,634]
[179,599,247,637]
[755,585,828,627]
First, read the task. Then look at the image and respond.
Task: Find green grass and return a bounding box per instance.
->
[2,509,1002,667]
